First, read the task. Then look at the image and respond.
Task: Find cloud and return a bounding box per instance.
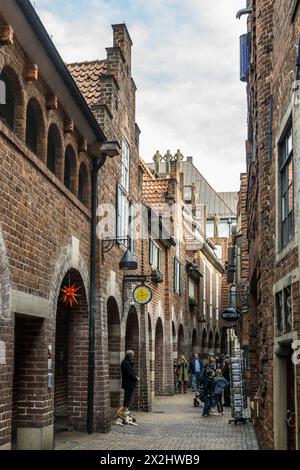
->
[35,0,247,191]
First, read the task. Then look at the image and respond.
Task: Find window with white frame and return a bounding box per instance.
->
[174,257,182,294]
[209,268,213,319]
[189,278,196,299]
[279,125,294,249]
[116,185,129,242]
[216,274,219,321]
[203,262,206,317]
[150,239,162,272]
[121,139,130,193]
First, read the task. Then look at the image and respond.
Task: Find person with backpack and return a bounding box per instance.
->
[213,369,229,415]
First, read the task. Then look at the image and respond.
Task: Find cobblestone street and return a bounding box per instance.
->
[55,393,259,451]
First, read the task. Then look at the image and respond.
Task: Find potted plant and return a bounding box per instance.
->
[151,269,164,284]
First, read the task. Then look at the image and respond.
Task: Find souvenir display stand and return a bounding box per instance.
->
[229,350,252,425]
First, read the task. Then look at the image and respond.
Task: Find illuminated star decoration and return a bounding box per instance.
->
[60,284,80,308]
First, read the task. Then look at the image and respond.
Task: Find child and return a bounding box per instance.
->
[213,369,229,415]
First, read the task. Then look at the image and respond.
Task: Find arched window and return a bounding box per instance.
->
[26,99,38,154]
[64,145,74,190]
[78,163,89,206]
[0,68,17,130]
[47,125,60,174]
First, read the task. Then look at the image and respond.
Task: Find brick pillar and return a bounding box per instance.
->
[139,306,151,412]
[94,295,111,433]
[163,319,175,395]
[12,316,53,450]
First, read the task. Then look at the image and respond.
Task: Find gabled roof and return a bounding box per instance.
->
[68,60,107,106]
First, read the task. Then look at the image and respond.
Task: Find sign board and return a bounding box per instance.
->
[221,308,242,323]
[133,285,153,305]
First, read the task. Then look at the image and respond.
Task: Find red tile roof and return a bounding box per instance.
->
[140,159,170,206]
[68,60,107,106]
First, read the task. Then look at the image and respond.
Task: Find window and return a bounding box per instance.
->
[129,203,136,254]
[26,99,39,154]
[47,125,57,174]
[121,139,130,193]
[116,184,129,246]
[189,278,196,299]
[216,274,219,321]
[279,126,294,249]
[0,68,16,130]
[276,286,292,334]
[173,257,182,294]
[150,240,162,272]
[206,220,214,238]
[64,146,73,190]
[78,163,89,207]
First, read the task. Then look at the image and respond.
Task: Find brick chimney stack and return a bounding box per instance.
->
[112,24,133,71]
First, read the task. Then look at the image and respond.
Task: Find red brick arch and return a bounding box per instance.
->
[208,330,214,353]
[155,317,164,396]
[201,329,208,356]
[178,324,185,357]
[192,329,198,354]
[78,161,91,208]
[54,268,89,432]
[172,321,177,359]
[107,297,121,408]
[25,95,47,164]
[47,123,64,181]
[125,306,139,408]
[148,313,154,395]
[64,144,78,197]
[0,64,25,139]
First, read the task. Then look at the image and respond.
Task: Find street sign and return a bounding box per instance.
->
[221,308,242,323]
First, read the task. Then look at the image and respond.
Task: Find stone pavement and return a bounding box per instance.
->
[55,393,259,450]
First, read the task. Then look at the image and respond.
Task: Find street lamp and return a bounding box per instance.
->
[102,236,138,271]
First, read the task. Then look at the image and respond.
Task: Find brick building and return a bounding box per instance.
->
[235,0,300,450]
[0,0,111,450]
[146,153,227,360]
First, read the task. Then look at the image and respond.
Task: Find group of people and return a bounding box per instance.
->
[119,350,231,425]
[175,352,231,417]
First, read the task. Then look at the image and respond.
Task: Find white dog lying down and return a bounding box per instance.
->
[115,407,137,426]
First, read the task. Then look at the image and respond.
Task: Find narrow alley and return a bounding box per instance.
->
[55,394,259,451]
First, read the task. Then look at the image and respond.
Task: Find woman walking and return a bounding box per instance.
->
[213,369,229,415]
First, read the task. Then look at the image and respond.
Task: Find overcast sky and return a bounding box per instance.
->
[34,0,248,192]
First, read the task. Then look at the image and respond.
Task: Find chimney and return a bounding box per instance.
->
[112,24,133,71]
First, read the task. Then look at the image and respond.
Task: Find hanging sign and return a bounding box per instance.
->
[221,308,242,323]
[133,285,153,305]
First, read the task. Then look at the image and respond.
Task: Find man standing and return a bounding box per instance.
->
[222,356,231,407]
[189,353,203,391]
[121,350,139,411]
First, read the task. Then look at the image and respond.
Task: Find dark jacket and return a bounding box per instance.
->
[222,363,230,381]
[121,357,138,390]
[189,358,203,375]
[200,372,214,395]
